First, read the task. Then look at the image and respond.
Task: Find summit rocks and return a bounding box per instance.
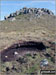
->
[4,7,54,20]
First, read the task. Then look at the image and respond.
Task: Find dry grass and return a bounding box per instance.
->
[0,15,56,51]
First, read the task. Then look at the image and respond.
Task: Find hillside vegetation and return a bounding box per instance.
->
[0,8,56,75]
[0,14,56,51]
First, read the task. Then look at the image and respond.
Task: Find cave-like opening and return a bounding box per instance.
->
[1,41,46,62]
[18,41,46,50]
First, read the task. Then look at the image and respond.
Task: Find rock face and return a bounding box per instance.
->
[4,7,54,20]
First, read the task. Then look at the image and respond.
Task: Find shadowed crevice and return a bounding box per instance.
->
[1,41,46,62]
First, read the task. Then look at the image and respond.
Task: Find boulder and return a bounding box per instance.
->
[16,11,20,15]
[10,13,14,17]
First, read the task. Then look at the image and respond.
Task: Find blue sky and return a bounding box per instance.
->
[1,0,55,20]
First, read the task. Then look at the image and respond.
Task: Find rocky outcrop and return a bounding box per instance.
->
[4,7,54,20]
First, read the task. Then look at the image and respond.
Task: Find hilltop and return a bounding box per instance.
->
[4,7,54,20]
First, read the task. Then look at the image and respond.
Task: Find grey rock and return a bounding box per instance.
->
[10,13,14,17]
[16,11,20,15]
